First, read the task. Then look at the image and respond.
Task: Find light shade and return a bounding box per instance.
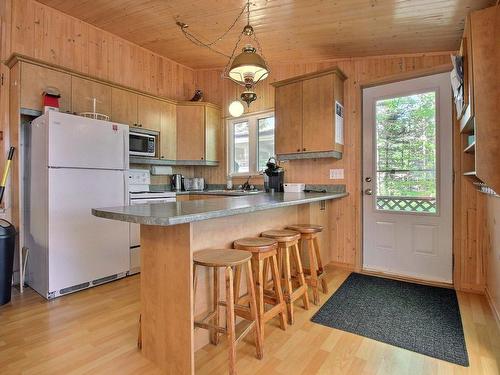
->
[228,100,245,117]
[229,46,269,86]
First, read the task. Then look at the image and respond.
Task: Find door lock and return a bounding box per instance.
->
[364,188,373,195]
[365,177,372,182]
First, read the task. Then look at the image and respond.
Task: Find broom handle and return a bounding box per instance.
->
[0,147,15,205]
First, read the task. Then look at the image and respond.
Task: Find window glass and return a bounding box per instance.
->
[233,121,249,173]
[257,117,275,171]
[375,91,437,213]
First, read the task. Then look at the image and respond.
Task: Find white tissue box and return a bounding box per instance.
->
[284,183,305,193]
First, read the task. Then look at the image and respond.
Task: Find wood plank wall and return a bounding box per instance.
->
[193,53,455,272]
[1,0,195,100]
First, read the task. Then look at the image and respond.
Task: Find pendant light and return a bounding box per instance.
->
[177,0,269,110]
[228,100,245,117]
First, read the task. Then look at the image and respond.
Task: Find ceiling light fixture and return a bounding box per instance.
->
[177,0,269,109]
[228,100,245,117]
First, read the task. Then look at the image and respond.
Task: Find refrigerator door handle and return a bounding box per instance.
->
[123,130,127,170]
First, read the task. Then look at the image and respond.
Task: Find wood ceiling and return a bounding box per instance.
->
[38,0,495,69]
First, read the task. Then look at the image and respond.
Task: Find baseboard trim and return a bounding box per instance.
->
[360,268,454,289]
[328,261,355,271]
[485,287,500,330]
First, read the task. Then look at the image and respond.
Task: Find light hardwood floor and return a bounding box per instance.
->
[1,267,498,375]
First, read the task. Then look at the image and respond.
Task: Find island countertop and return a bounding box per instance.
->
[92,191,348,226]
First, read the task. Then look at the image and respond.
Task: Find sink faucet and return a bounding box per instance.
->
[241,176,251,191]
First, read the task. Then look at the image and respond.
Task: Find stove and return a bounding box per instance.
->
[128,170,176,274]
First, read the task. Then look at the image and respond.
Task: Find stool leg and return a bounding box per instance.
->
[262,258,269,289]
[211,267,220,345]
[292,243,310,310]
[137,314,142,349]
[313,237,328,294]
[307,239,320,305]
[282,246,294,324]
[245,261,263,360]
[233,265,241,305]
[252,258,265,340]
[193,264,198,316]
[225,266,237,375]
[270,254,287,331]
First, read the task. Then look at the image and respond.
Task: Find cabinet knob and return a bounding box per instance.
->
[303,148,306,151]
[297,149,300,152]
[160,156,164,159]
[201,157,204,160]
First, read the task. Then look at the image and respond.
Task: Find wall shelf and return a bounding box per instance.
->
[463,142,475,154]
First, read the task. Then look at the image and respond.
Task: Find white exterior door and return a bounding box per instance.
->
[362,73,453,283]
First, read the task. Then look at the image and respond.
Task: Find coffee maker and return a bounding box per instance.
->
[264,157,284,192]
[171,174,183,191]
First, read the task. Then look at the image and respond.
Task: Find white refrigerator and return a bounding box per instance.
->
[25,112,130,299]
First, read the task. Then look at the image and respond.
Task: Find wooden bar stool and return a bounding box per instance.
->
[261,229,310,324]
[286,224,328,305]
[193,249,263,375]
[234,237,287,339]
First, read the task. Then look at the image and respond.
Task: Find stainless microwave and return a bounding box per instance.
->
[129,129,158,157]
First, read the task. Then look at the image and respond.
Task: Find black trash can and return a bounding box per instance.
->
[0,219,16,305]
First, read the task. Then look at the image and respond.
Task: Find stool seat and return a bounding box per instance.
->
[286,224,323,234]
[261,229,301,243]
[234,237,277,252]
[194,249,252,267]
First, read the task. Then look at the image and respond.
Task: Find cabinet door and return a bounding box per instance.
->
[159,102,176,160]
[205,106,220,161]
[176,105,205,160]
[20,63,71,112]
[71,77,111,117]
[302,74,334,152]
[111,88,138,126]
[137,96,162,132]
[275,82,303,154]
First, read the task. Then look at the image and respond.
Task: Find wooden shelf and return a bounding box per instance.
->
[460,116,474,134]
[464,142,475,154]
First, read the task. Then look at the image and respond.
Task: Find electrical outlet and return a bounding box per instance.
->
[329,168,344,179]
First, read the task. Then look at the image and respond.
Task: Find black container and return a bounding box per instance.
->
[0,219,16,305]
[264,157,285,192]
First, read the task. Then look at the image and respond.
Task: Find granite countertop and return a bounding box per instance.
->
[175,190,262,196]
[92,192,348,226]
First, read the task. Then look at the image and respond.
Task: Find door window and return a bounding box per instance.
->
[374,91,437,213]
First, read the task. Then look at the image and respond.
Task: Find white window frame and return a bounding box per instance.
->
[227,111,275,177]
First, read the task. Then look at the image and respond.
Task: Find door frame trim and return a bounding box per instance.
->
[357,64,454,285]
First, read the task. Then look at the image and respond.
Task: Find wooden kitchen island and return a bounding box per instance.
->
[92,191,346,374]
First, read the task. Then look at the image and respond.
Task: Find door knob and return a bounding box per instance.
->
[364,188,373,195]
[365,177,372,182]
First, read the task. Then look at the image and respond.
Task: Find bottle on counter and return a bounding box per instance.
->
[226,175,233,190]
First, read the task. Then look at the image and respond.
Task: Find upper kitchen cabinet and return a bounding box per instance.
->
[71,77,111,117]
[176,102,221,163]
[19,62,71,113]
[272,67,346,160]
[159,102,176,160]
[275,81,303,154]
[111,88,165,132]
[111,87,138,126]
[111,88,138,126]
[137,96,162,133]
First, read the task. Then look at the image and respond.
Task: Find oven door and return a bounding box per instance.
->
[129,131,156,157]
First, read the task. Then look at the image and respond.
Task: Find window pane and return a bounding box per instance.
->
[257,117,275,171]
[375,92,437,213]
[233,121,249,173]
